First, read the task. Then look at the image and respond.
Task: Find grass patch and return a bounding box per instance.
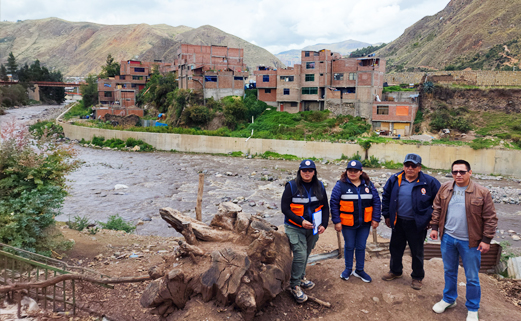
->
[383,85,417,93]
[98,214,136,233]
[257,151,300,161]
[29,120,64,139]
[83,136,155,152]
[469,138,500,150]
[63,101,91,120]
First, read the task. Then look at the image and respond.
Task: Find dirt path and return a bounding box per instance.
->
[55,226,521,321]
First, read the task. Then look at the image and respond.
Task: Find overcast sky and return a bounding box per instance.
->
[3,0,450,54]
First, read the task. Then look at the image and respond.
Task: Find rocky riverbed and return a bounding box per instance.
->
[3,104,521,250]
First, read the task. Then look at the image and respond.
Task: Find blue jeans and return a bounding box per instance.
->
[441,234,481,312]
[342,225,371,271]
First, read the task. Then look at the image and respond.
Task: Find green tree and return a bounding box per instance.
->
[6,52,17,75]
[80,74,98,108]
[98,54,121,78]
[17,60,66,103]
[0,64,8,81]
[358,140,372,160]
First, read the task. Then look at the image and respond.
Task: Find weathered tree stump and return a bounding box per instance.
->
[141,203,292,320]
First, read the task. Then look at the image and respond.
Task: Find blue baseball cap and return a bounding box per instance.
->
[403,153,422,165]
[347,160,363,170]
[299,159,316,169]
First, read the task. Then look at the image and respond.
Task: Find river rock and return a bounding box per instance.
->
[512,235,520,241]
[115,184,129,190]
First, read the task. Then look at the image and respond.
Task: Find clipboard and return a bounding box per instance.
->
[312,210,322,235]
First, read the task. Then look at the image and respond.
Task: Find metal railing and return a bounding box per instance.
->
[0,243,110,317]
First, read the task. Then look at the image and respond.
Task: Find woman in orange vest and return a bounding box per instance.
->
[331,160,381,283]
[281,159,329,303]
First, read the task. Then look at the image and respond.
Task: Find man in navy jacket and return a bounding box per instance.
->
[381,153,440,290]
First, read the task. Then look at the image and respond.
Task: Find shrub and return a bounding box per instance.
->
[183,105,213,126]
[91,135,105,146]
[0,120,80,253]
[223,97,247,129]
[362,155,380,168]
[98,214,135,233]
[67,215,91,231]
[29,121,64,139]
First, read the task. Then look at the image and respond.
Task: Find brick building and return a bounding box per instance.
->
[98,60,172,107]
[254,49,419,136]
[177,44,248,100]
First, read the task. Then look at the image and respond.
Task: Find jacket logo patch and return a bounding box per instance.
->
[421,188,426,195]
[347,189,352,193]
[365,187,369,193]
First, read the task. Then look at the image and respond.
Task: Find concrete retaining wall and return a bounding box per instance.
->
[62,123,521,176]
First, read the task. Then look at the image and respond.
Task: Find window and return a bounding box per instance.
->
[280,75,294,82]
[131,83,137,88]
[373,121,382,128]
[334,73,344,80]
[134,67,145,73]
[349,72,356,80]
[132,76,143,80]
[305,74,315,82]
[302,87,318,95]
[290,102,298,107]
[305,51,310,57]
[283,88,290,95]
[104,91,112,97]
[265,89,271,93]
[119,75,125,80]
[263,75,270,82]
[306,62,315,69]
[377,105,389,115]
[234,76,244,80]
[314,52,319,56]
[205,76,217,82]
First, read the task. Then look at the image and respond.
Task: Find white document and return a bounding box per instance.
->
[313,210,322,235]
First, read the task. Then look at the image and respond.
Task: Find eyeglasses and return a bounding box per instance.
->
[404,162,419,169]
[301,168,315,173]
[451,170,468,176]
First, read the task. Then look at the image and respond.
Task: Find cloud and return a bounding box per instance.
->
[4,0,450,53]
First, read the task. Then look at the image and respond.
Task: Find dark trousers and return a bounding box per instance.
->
[389,217,427,280]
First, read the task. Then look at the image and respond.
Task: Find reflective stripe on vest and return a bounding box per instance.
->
[292,196,319,203]
[341,194,373,200]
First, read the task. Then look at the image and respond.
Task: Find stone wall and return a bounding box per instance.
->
[62,122,521,176]
[325,99,356,116]
[385,71,521,87]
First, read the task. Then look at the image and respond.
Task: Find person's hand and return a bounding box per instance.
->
[302,220,314,229]
[477,242,490,254]
[335,222,342,232]
[318,226,325,234]
[430,230,438,240]
[371,221,379,228]
[385,218,391,228]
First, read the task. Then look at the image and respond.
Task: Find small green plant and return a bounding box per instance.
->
[229,151,244,157]
[98,214,136,233]
[67,215,91,232]
[29,121,64,139]
[381,160,403,169]
[362,155,380,168]
[349,151,362,161]
[88,226,100,235]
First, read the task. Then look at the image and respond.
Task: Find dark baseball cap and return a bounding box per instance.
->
[347,160,363,170]
[403,153,422,165]
[299,159,316,169]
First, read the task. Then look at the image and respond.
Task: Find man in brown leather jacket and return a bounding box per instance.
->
[429,160,497,321]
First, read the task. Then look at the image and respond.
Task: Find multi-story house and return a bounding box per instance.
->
[177,44,248,100]
[254,49,418,135]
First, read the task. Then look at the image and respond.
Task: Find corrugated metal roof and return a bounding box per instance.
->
[424,242,502,273]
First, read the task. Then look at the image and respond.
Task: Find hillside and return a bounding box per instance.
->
[276,39,373,66]
[378,0,521,72]
[0,18,283,76]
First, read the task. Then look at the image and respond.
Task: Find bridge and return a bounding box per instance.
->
[0,81,86,101]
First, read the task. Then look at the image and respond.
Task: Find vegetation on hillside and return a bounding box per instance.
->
[444,38,521,71]
[349,43,386,58]
[80,75,98,109]
[136,71,178,113]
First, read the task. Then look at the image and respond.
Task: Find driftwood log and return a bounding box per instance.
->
[140,203,292,320]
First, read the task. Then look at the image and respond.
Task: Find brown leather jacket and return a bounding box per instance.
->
[430,180,497,248]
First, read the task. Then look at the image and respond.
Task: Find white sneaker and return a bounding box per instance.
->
[467,311,479,321]
[432,299,457,313]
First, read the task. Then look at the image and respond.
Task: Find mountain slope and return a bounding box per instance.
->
[378,0,521,71]
[0,18,283,76]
